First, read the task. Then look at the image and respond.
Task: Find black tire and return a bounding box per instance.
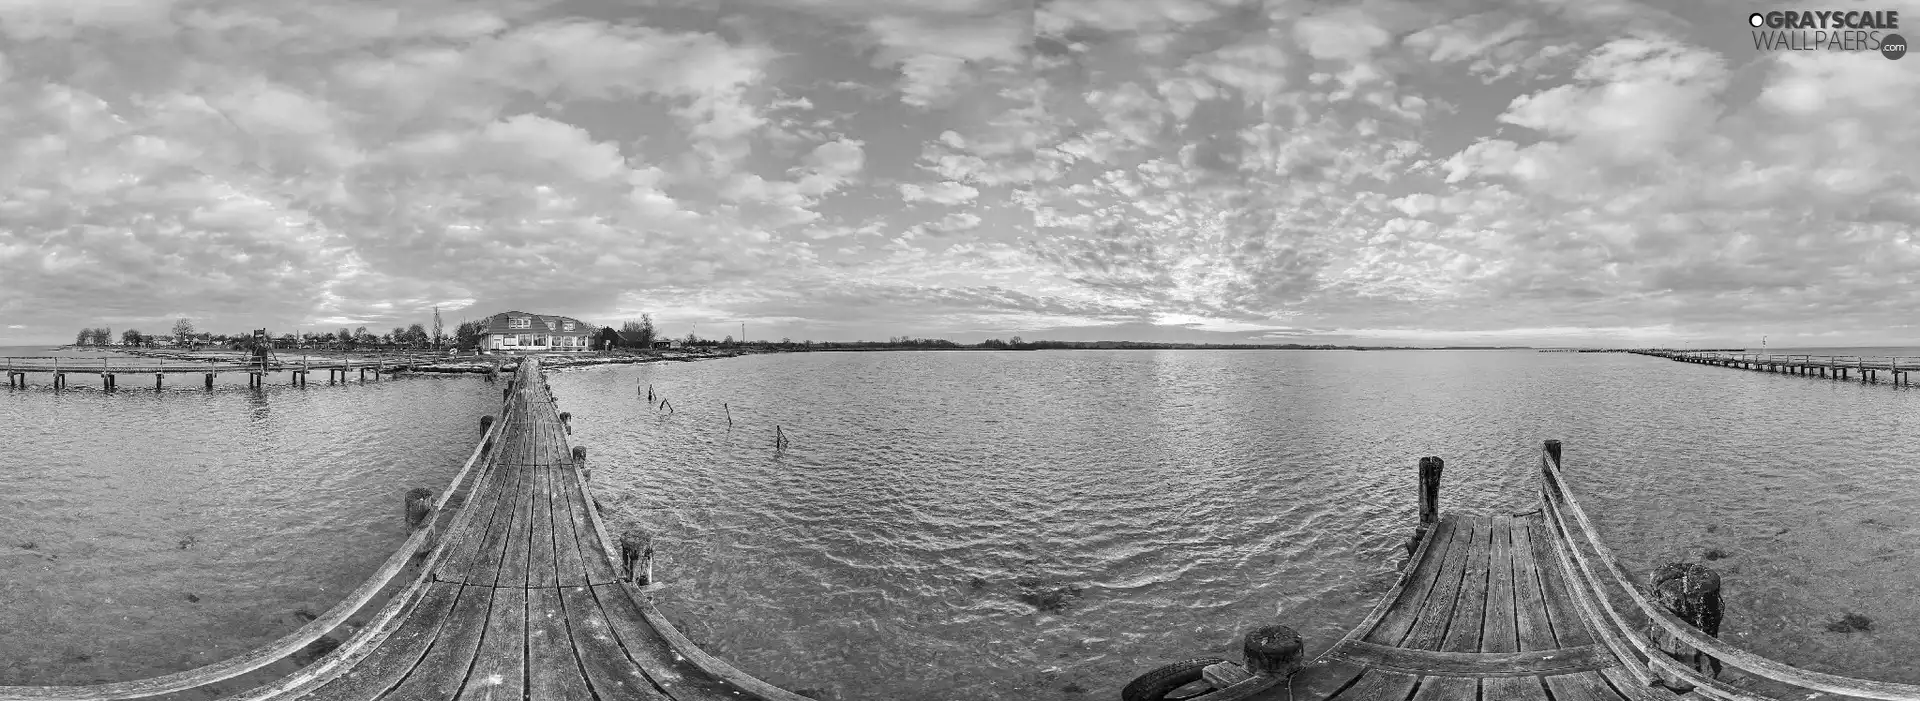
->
[1122,657,1229,701]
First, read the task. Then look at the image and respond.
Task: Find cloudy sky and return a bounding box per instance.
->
[2,0,1917,347]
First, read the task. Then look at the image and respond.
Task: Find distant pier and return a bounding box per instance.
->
[1632,350,1916,387]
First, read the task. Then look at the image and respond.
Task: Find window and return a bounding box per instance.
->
[508,317,530,329]
[518,334,531,346]
[535,335,549,346]
[563,321,575,331]
[501,334,517,346]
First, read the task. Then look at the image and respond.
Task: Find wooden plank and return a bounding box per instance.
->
[500,449,539,589]
[1409,676,1478,701]
[1511,518,1559,652]
[551,463,591,588]
[1545,671,1628,701]
[1482,676,1553,701]
[528,464,560,588]
[1364,517,1462,646]
[1326,640,1616,676]
[381,585,494,701]
[1596,667,1685,701]
[1530,514,1594,647]
[527,587,595,701]
[461,587,526,701]
[287,582,463,700]
[1329,669,1420,701]
[561,585,670,700]
[437,458,512,583]
[462,460,527,586]
[1440,516,1494,653]
[559,458,619,585]
[590,584,747,700]
[1482,515,1520,654]
[1401,516,1480,650]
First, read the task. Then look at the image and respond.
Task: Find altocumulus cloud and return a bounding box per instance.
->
[0,0,1915,346]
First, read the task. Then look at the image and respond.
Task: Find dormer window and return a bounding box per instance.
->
[563,321,575,331]
[508,317,531,329]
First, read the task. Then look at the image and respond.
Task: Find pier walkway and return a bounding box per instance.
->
[1,354,483,389]
[1631,350,1917,386]
[0,356,809,701]
[1127,443,1920,701]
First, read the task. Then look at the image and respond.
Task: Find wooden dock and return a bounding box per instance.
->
[0,356,810,701]
[1124,443,1920,701]
[0,354,487,389]
[1632,350,1917,386]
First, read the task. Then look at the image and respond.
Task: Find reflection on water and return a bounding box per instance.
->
[0,373,492,687]
[549,350,1920,700]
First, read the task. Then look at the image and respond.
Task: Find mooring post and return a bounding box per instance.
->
[1649,562,1723,692]
[205,372,215,390]
[503,387,511,402]
[480,414,494,436]
[155,373,163,391]
[560,411,572,434]
[1408,456,1443,554]
[1241,625,1305,678]
[572,446,588,481]
[621,529,654,585]
[724,402,732,427]
[405,487,435,529]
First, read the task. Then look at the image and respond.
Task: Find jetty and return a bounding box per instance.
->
[0,356,811,701]
[1631,350,1917,386]
[1123,443,1920,701]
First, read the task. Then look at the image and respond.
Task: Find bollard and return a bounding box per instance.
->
[503,387,511,402]
[156,373,164,391]
[1242,625,1304,678]
[405,488,434,529]
[559,411,571,434]
[480,414,494,436]
[1649,562,1723,692]
[572,446,586,461]
[573,446,589,481]
[205,372,215,390]
[621,529,655,585]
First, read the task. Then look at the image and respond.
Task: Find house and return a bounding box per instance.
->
[475,311,597,353]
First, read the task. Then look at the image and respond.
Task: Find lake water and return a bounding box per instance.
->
[5,349,1918,699]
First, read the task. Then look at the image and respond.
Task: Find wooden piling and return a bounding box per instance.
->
[1242,625,1304,678]
[573,446,589,481]
[155,373,163,391]
[620,529,654,585]
[205,372,215,390]
[559,411,571,434]
[480,415,494,436]
[724,403,732,427]
[1649,562,1723,692]
[405,487,434,529]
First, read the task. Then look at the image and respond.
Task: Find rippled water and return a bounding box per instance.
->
[0,367,492,689]
[546,350,1920,700]
[5,349,1917,700]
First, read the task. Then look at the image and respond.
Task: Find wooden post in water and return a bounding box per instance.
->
[724,403,732,427]
[559,411,572,434]
[573,446,588,482]
[1409,456,1443,554]
[480,414,494,436]
[621,529,654,585]
[405,487,434,529]
[155,373,163,391]
[1649,562,1723,692]
[205,372,215,390]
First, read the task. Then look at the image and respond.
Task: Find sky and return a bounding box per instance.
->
[1,0,1917,347]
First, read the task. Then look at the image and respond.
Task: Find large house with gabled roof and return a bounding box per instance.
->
[476,311,597,352]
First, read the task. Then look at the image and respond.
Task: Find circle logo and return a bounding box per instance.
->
[1884,33,1907,60]
[1748,12,1765,27]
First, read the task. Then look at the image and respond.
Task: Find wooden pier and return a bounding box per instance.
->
[1123,443,1920,701]
[1632,350,1918,386]
[2,354,506,390]
[0,356,810,701]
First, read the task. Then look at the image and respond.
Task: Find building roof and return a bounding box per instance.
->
[475,311,596,336]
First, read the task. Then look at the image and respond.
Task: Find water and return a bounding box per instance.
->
[546,350,1920,700]
[5,349,1917,699]
[0,364,492,689]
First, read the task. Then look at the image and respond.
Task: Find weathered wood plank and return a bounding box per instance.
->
[289,582,463,700]
[1596,666,1685,701]
[462,460,527,586]
[460,588,526,701]
[1410,676,1478,701]
[1544,671,1628,701]
[550,464,591,588]
[560,585,670,700]
[1511,518,1559,652]
[437,458,511,583]
[1440,516,1494,653]
[528,464,560,588]
[558,459,618,585]
[1401,516,1480,650]
[1364,516,1462,646]
[1326,640,1616,676]
[499,450,538,589]
[381,585,494,701]
[1481,675,1553,701]
[1482,515,1520,655]
[1530,514,1595,647]
[1328,670,1420,701]
[590,584,748,700]
[526,588,594,701]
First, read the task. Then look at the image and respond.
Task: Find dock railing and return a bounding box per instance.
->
[1536,441,1920,701]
